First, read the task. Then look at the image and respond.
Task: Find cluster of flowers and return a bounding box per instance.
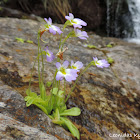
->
[44,13,110,82]
[44,13,88,39]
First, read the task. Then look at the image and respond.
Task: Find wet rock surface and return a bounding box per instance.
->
[0,18,140,140]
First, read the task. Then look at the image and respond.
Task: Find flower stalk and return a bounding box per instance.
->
[65,62,92,103]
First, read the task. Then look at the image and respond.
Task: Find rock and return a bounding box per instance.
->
[0,80,73,140]
[0,113,58,140]
[0,18,140,140]
[71,0,106,30]
[1,0,134,37]
[1,0,107,32]
[120,88,128,96]
[0,6,45,22]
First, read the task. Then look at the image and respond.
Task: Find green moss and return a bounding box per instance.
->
[15,37,25,43]
[106,42,116,48]
[26,40,33,44]
[107,57,114,64]
[87,44,97,49]
[106,44,113,48]
[15,38,34,44]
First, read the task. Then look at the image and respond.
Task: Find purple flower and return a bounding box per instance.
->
[45,46,55,62]
[93,57,110,68]
[65,13,87,28]
[74,29,88,40]
[44,18,62,35]
[71,61,83,72]
[56,61,78,82]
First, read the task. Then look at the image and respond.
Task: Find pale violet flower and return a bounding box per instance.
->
[71,61,83,72]
[44,17,62,35]
[45,46,55,62]
[93,57,110,68]
[75,29,88,40]
[65,13,87,28]
[56,61,78,82]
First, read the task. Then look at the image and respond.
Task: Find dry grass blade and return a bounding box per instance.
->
[42,0,72,23]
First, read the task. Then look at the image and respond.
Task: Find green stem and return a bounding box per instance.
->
[65,62,92,103]
[64,79,66,97]
[37,32,41,87]
[60,35,69,51]
[59,26,66,49]
[60,30,75,51]
[38,31,46,100]
[28,51,45,91]
[28,56,37,89]
[57,80,60,95]
[52,70,58,92]
[57,57,60,62]
[38,35,44,82]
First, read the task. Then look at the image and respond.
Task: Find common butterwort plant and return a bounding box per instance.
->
[24,13,110,139]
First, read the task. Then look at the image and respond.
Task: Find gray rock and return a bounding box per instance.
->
[0,18,140,140]
[0,113,58,140]
[0,80,73,140]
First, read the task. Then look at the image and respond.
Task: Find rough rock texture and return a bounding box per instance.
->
[0,18,140,140]
[0,81,73,140]
[0,113,58,140]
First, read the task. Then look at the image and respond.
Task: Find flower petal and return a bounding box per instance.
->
[44,18,48,23]
[75,61,83,69]
[45,46,55,62]
[100,60,110,67]
[78,36,87,40]
[65,13,74,20]
[56,62,61,69]
[69,69,78,77]
[48,17,52,24]
[65,74,76,82]
[56,71,63,81]
[73,18,87,26]
[49,27,56,35]
[75,29,88,40]
[46,54,55,62]
[54,26,63,34]
[93,57,110,68]
[66,69,78,78]
[65,13,87,28]
[71,61,83,71]
[64,69,77,82]
[73,24,82,28]
[93,57,98,61]
[63,61,69,68]
[69,13,74,19]
[71,60,74,66]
